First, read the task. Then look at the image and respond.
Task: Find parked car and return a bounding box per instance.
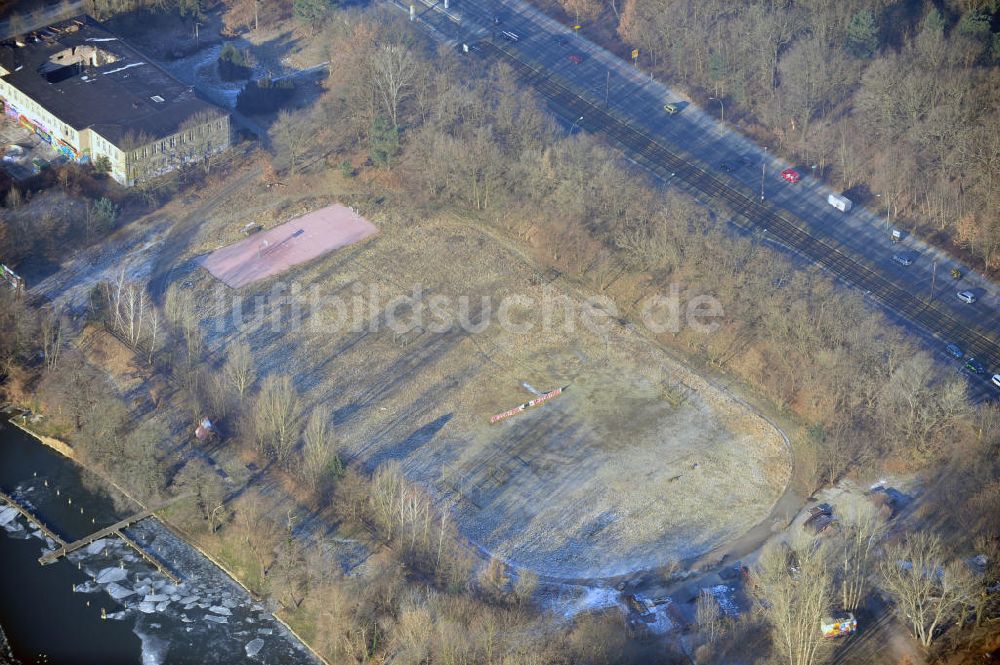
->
[781,168,801,183]
[992,374,1000,389]
[957,290,977,304]
[965,357,986,374]
[945,343,963,359]
[892,254,913,266]
[663,102,679,114]
[568,53,583,64]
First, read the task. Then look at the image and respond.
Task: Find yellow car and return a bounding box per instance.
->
[663,103,679,115]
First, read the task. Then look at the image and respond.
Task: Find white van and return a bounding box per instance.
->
[827,193,852,212]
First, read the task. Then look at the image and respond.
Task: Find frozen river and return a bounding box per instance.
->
[0,421,318,665]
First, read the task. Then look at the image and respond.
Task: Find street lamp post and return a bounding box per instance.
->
[570,116,584,135]
[760,146,767,203]
[876,193,890,231]
[708,97,724,124]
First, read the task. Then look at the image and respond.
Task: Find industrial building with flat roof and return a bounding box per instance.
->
[0,15,231,185]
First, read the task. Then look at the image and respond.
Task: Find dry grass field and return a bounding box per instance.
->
[35,167,791,579]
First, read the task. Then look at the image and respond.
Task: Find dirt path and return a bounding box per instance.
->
[147,161,262,301]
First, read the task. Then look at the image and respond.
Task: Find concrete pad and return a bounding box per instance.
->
[199,204,377,288]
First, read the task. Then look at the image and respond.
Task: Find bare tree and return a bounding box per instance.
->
[879,531,976,647]
[696,589,723,644]
[222,341,256,404]
[513,569,538,604]
[752,538,833,665]
[369,44,416,129]
[252,374,302,466]
[300,405,342,491]
[835,498,887,611]
[40,306,64,372]
[270,110,312,175]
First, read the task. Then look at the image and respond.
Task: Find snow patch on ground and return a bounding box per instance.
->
[647,604,675,634]
[709,584,740,617]
[559,586,621,619]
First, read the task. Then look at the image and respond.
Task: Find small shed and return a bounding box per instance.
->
[194,418,215,441]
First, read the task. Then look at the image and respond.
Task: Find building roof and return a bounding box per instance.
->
[0,15,226,146]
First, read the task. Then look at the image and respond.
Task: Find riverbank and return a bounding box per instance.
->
[0,624,18,665]
[0,420,319,664]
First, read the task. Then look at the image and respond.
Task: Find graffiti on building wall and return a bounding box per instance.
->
[56,138,78,159]
[4,105,87,164]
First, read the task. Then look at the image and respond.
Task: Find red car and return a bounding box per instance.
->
[781,168,801,184]
[568,54,583,64]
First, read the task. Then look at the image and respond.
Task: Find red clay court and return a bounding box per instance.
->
[200,204,378,288]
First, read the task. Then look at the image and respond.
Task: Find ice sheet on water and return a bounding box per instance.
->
[86,539,108,555]
[136,626,169,665]
[0,506,18,526]
[73,581,100,593]
[209,606,232,616]
[96,567,129,584]
[155,601,170,612]
[144,594,169,603]
[139,601,157,613]
[245,638,265,658]
[205,614,228,624]
[106,583,135,600]
[179,596,200,605]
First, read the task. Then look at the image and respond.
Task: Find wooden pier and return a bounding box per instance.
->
[3,487,190,582]
[0,489,65,547]
[39,508,155,565]
[38,491,191,566]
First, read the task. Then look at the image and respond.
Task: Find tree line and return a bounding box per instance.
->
[604,0,1000,272]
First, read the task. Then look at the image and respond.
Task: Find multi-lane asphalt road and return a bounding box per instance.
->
[394,0,1000,402]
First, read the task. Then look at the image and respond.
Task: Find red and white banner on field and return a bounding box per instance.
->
[490,387,565,424]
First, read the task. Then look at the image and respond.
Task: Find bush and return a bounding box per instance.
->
[218,42,252,81]
[93,154,111,174]
[293,0,332,25]
[235,77,295,115]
